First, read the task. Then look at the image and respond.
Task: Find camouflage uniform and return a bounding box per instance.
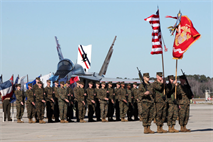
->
[77,88,86,120]
[98,88,108,119]
[94,87,101,121]
[177,84,190,127]
[119,88,128,119]
[35,88,45,120]
[44,86,54,121]
[33,84,39,121]
[3,98,11,121]
[53,86,60,121]
[14,90,24,120]
[26,89,35,119]
[58,87,68,121]
[131,87,139,120]
[114,87,121,120]
[66,86,73,121]
[107,86,114,120]
[152,81,167,127]
[166,83,178,127]
[138,83,154,127]
[86,87,95,121]
[127,88,133,120]
[73,86,79,122]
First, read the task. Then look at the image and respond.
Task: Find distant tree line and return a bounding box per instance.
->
[117,75,213,98]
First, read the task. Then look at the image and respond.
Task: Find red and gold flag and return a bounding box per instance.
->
[167,15,201,59]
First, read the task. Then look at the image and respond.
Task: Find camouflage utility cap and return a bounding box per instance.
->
[168,75,174,80]
[143,73,150,78]
[96,82,100,85]
[28,83,32,87]
[179,75,185,79]
[89,81,93,85]
[60,81,64,85]
[101,81,106,85]
[157,72,163,77]
[133,82,137,85]
[108,81,112,85]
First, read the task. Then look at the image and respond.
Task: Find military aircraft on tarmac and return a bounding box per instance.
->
[54,36,140,86]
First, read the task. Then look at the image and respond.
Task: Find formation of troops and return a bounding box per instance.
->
[3,71,193,134]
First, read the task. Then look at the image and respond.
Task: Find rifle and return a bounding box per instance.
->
[136,67,154,102]
[84,90,87,109]
[125,89,129,107]
[113,92,116,107]
[22,91,25,108]
[181,69,193,99]
[106,88,110,104]
[43,93,46,108]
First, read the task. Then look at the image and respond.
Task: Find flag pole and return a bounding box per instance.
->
[27,74,29,83]
[158,6,166,95]
[175,59,178,99]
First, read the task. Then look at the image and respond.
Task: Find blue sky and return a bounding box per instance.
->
[0,0,212,81]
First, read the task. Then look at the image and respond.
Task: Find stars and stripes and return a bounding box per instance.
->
[144,9,163,55]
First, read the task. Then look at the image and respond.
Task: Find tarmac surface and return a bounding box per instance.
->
[0,104,213,142]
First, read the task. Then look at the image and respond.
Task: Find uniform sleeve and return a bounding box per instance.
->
[138,84,146,99]
[98,90,104,100]
[152,82,163,91]
[128,90,131,102]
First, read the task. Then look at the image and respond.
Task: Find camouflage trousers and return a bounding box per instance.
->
[100,102,108,119]
[27,103,35,119]
[179,104,190,126]
[59,101,67,120]
[137,102,142,118]
[16,103,24,119]
[141,102,154,126]
[46,101,54,120]
[155,102,167,126]
[36,102,45,120]
[3,99,11,120]
[119,101,128,118]
[167,103,178,126]
[78,102,86,120]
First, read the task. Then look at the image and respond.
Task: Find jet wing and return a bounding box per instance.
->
[100,77,141,84]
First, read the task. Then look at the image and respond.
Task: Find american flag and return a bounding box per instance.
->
[144,9,164,55]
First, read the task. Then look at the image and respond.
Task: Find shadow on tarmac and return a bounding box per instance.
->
[191,128,213,132]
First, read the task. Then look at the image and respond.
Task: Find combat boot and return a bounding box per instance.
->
[64,120,68,123]
[157,126,163,133]
[104,118,108,122]
[160,125,167,133]
[121,118,124,122]
[102,118,105,122]
[82,119,87,123]
[41,120,46,124]
[28,119,32,123]
[39,120,42,124]
[180,126,185,132]
[31,119,36,123]
[17,119,21,123]
[172,125,179,133]
[184,125,191,132]
[147,126,155,134]
[144,126,148,134]
[123,118,128,122]
[60,120,64,123]
[139,117,143,121]
[168,126,174,133]
[80,119,84,123]
[20,119,24,123]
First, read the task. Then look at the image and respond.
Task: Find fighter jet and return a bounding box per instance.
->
[54,36,140,86]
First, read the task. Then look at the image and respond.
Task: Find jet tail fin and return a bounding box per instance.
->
[77,44,92,72]
[55,36,64,61]
[98,36,117,76]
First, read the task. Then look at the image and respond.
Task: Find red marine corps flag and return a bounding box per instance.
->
[166,12,201,59]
